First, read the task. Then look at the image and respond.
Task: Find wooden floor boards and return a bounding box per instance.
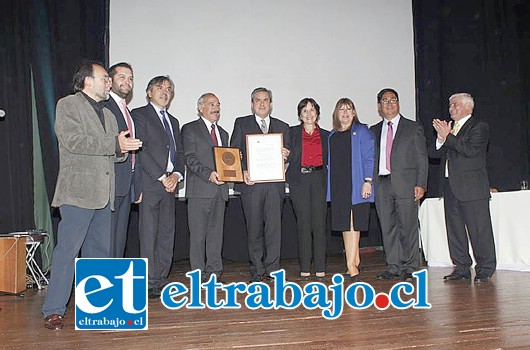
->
[1,251,530,349]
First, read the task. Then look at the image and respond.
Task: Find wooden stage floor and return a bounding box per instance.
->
[1,251,530,349]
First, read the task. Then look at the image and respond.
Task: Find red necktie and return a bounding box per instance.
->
[386,121,393,172]
[120,99,135,168]
[211,124,219,146]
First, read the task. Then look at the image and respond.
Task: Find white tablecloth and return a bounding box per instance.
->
[419,191,530,271]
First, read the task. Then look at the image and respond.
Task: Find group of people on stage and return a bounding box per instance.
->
[42,60,497,330]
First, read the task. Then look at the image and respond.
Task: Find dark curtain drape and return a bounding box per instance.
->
[0,1,34,232]
[413,0,530,196]
[0,0,108,233]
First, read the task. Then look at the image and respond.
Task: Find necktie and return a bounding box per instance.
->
[120,99,135,169]
[210,124,219,146]
[160,110,176,167]
[452,121,461,136]
[386,121,393,172]
[260,119,268,134]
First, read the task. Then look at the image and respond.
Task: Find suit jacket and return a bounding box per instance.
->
[181,118,229,201]
[230,114,291,195]
[371,115,428,198]
[106,97,141,201]
[52,92,125,209]
[432,116,491,201]
[132,103,185,195]
[327,123,375,205]
[287,124,329,187]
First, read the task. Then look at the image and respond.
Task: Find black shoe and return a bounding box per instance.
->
[376,271,401,280]
[443,271,471,282]
[148,288,161,298]
[263,275,274,283]
[403,272,414,282]
[350,274,360,282]
[249,275,262,283]
[474,275,491,284]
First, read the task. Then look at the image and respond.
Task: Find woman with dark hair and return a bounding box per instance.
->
[327,98,374,280]
[287,98,330,278]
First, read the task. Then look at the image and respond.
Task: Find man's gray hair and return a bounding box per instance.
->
[449,92,474,109]
[251,87,273,102]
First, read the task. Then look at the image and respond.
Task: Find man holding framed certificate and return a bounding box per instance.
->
[230,87,291,283]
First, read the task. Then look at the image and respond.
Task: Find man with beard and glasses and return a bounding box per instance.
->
[42,61,142,330]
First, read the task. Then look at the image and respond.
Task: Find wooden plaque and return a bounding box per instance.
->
[213,147,244,182]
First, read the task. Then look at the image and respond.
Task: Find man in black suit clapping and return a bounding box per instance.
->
[432,92,496,284]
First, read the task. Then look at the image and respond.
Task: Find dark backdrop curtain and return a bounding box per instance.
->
[413,0,530,196]
[0,0,108,233]
[0,1,34,232]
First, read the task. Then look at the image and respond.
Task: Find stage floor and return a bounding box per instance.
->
[1,251,530,349]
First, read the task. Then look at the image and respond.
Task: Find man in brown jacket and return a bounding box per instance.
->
[42,60,142,330]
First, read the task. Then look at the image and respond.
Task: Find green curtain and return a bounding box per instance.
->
[31,70,54,272]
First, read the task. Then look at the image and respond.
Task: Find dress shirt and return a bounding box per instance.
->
[150,102,183,182]
[200,116,221,146]
[255,115,270,132]
[379,114,401,175]
[110,91,135,136]
[301,126,323,167]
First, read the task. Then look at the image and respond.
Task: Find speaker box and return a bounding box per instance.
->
[0,237,26,294]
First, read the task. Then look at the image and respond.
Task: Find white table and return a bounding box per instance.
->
[419,191,530,271]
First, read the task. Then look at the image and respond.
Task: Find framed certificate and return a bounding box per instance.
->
[213,147,244,182]
[245,133,285,183]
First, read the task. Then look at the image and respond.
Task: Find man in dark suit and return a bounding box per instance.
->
[132,76,185,298]
[230,87,291,282]
[43,61,142,330]
[432,92,496,283]
[182,93,229,282]
[371,88,428,281]
[107,62,142,258]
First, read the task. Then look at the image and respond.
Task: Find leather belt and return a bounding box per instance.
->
[379,174,391,179]
[301,165,324,174]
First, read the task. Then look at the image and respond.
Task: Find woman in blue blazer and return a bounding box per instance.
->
[327,98,374,280]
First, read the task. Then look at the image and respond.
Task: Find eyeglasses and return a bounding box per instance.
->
[380,98,398,104]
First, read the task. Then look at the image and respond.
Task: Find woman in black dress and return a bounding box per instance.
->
[327,98,374,280]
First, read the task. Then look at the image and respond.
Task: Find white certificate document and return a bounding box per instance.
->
[246,133,285,183]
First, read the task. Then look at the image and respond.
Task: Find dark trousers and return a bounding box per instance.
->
[188,192,226,276]
[111,192,132,258]
[240,184,284,278]
[42,204,111,317]
[443,179,496,277]
[139,190,175,289]
[289,170,327,273]
[375,177,419,275]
